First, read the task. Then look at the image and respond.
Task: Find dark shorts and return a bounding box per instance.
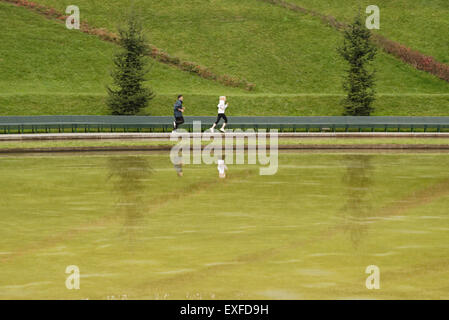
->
[214,114,228,124]
[174,116,184,129]
[175,116,184,123]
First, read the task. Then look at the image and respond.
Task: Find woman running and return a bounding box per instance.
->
[210,96,228,133]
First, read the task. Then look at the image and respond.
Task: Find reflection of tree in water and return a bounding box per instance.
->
[107,156,154,242]
[340,154,374,248]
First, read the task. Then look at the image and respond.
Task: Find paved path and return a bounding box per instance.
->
[1,132,449,141]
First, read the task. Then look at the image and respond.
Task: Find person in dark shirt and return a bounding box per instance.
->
[173,95,185,132]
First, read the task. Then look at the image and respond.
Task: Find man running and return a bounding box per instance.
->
[173,95,185,132]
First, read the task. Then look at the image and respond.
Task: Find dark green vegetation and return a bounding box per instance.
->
[0,0,448,116]
[338,15,377,116]
[107,12,155,115]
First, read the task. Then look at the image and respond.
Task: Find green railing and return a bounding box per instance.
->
[1,116,449,133]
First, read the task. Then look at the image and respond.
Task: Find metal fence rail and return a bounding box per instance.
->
[1,116,449,133]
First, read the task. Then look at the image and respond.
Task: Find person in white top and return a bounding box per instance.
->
[210,96,228,133]
[217,158,228,178]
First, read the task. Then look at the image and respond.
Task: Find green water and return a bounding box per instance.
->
[0,152,448,300]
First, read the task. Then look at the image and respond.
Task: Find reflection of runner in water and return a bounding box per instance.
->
[173,156,183,177]
[217,158,228,178]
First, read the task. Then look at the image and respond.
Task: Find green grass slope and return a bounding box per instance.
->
[0,0,448,116]
[288,0,449,64]
[31,0,449,93]
[0,2,244,115]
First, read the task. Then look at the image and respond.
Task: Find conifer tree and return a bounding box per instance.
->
[107,12,154,115]
[338,14,377,116]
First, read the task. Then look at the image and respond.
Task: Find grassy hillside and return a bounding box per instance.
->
[288,0,449,64]
[0,1,245,116]
[0,0,448,116]
[30,0,449,93]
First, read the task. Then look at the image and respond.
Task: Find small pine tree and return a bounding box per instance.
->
[107,12,155,115]
[338,14,377,116]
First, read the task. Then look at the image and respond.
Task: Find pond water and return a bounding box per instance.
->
[0,151,448,299]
